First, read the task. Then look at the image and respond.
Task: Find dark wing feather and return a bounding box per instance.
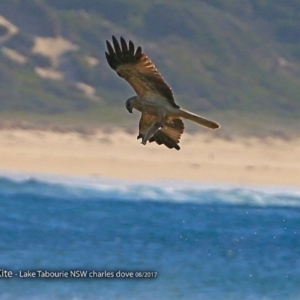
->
[105,36,179,108]
[138,113,184,150]
[150,118,184,150]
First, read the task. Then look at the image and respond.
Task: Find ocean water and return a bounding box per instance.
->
[0,174,300,300]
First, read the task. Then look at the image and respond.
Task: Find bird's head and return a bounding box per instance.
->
[125,96,141,113]
[125,97,134,113]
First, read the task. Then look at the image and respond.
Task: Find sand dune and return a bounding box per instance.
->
[0,129,299,187]
[32,36,79,65]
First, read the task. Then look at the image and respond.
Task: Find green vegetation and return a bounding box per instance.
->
[0,0,299,136]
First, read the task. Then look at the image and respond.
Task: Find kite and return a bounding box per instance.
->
[105,36,220,150]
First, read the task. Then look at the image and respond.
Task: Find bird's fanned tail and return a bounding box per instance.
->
[178,109,220,129]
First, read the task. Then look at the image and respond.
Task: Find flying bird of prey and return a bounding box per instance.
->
[105,36,220,150]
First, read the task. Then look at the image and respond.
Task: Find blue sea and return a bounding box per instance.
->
[0,173,300,300]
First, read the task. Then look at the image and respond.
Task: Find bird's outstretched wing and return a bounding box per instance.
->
[138,112,184,150]
[105,36,179,109]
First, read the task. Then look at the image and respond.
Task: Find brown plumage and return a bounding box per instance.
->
[105,36,220,150]
[137,113,184,150]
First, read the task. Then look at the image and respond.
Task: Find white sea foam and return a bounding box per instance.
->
[0,170,300,207]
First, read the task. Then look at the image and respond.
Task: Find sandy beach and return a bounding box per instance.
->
[0,129,299,187]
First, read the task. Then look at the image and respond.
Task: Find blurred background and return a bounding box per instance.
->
[0,0,299,137]
[1,2,300,299]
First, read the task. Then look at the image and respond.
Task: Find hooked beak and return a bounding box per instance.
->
[126,106,133,113]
